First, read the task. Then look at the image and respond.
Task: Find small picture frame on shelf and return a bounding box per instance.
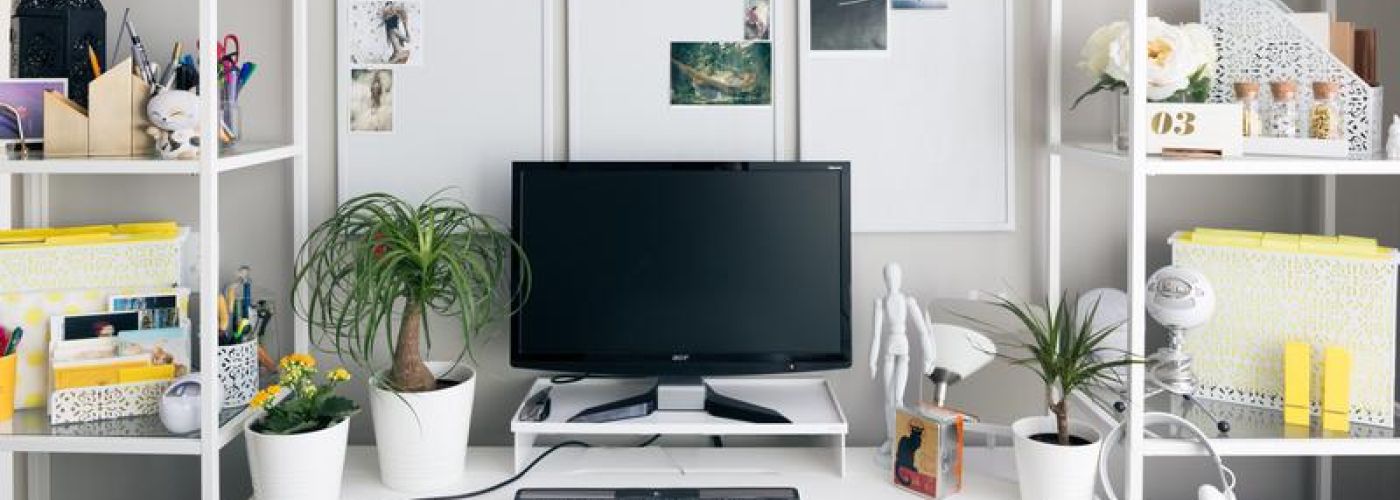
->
[0,78,69,144]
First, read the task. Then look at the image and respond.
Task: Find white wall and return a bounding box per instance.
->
[18,0,1400,499]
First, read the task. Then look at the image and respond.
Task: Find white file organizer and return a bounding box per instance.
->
[1173,229,1398,427]
[0,224,186,413]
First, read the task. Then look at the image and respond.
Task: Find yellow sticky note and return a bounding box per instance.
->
[118,364,176,384]
[1283,342,1310,426]
[1322,347,1351,433]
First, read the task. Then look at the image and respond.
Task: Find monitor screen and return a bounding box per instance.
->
[511,162,851,375]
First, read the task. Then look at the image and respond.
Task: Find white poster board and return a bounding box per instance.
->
[568,0,786,161]
[800,0,1014,232]
[336,0,546,219]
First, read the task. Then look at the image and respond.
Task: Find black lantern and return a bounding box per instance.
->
[11,0,106,107]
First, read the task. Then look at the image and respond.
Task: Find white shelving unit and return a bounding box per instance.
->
[0,1,309,499]
[1047,1,1400,500]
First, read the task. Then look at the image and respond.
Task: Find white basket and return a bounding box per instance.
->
[1171,230,1398,427]
[218,340,259,408]
[49,380,171,425]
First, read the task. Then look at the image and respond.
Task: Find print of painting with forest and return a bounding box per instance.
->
[670,42,772,106]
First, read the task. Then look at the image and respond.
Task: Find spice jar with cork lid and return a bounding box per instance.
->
[1234,82,1263,138]
[1309,81,1343,140]
[1267,81,1301,138]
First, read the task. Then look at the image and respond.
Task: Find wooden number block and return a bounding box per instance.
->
[1145,103,1244,157]
[1322,346,1352,433]
[42,91,89,157]
[1283,341,1310,426]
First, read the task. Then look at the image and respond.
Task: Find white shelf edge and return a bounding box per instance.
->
[216,144,301,173]
[1145,158,1400,176]
[1144,436,1400,457]
[0,407,255,456]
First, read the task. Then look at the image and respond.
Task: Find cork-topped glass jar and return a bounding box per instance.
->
[1309,81,1342,140]
[1267,81,1301,138]
[1234,82,1262,138]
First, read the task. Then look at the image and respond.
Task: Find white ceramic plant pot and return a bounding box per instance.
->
[1011,415,1103,500]
[368,361,476,492]
[245,417,351,500]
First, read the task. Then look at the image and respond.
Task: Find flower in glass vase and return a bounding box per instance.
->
[1073,17,1218,108]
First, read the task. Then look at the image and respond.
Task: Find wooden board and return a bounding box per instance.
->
[42,91,89,157]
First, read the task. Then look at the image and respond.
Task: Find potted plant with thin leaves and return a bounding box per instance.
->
[244,354,359,500]
[293,191,529,493]
[965,292,1134,500]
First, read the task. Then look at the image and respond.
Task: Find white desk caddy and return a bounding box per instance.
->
[511,377,849,476]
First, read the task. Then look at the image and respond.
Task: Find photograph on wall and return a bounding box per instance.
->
[0,79,68,143]
[350,68,395,132]
[349,0,424,65]
[810,0,888,51]
[745,0,771,41]
[893,0,948,9]
[670,42,772,106]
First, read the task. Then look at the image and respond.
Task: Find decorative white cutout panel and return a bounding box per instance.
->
[1173,236,1397,428]
[50,381,171,425]
[1203,0,1382,156]
[219,340,258,408]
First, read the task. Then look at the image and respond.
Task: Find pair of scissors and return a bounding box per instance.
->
[217,34,241,76]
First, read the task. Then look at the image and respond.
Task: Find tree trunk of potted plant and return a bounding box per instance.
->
[389,301,435,392]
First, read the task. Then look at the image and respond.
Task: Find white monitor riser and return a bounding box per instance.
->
[510,377,850,475]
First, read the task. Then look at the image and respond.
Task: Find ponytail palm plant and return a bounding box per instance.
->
[292,191,529,393]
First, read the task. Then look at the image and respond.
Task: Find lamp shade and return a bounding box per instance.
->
[929,323,996,380]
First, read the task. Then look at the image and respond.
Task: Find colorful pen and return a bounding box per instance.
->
[4,327,23,356]
[87,44,103,76]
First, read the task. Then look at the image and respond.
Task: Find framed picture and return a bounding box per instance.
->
[349,68,395,132]
[670,42,773,106]
[810,0,889,51]
[51,311,140,341]
[348,0,425,65]
[0,78,69,143]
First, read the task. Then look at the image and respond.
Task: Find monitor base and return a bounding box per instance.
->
[568,377,792,424]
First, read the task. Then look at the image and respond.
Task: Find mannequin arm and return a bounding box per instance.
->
[909,300,936,376]
[870,298,885,378]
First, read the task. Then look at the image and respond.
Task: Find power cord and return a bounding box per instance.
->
[418,434,663,499]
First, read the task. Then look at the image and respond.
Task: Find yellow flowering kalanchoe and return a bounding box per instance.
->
[248,355,360,436]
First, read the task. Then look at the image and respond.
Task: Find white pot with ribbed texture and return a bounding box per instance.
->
[245,417,350,500]
[368,361,476,492]
[1012,415,1103,500]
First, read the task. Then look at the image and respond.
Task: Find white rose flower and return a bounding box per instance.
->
[1079,21,1128,79]
[1108,18,1205,100]
[1180,23,1218,78]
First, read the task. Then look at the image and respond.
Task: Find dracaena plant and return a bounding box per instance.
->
[965,292,1137,446]
[292,191,530,393]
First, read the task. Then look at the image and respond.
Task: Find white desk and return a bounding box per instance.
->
[341,446,1019,499]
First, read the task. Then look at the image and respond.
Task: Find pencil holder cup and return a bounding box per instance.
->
[220,97,242,148]
[218,339,258,408]
[0,353,16,421]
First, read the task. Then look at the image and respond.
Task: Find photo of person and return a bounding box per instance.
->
[56,311,140,341]
[671,42,772,106]
[745,0,771,41]
[350,69,395,132]
[810,0,888,51]
[349,0,424,65]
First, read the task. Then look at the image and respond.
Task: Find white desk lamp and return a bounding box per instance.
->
[922,315,996,407]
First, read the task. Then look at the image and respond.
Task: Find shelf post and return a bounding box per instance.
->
[1126,0,1149,499]
[292,0,310,355]
[1046,0,1063,302]
[198,0,221,498]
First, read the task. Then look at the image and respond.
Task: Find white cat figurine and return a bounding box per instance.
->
[146,89,202,160]
[1388,114,1400,160]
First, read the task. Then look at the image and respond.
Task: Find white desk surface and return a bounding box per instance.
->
[341,446,1018,499]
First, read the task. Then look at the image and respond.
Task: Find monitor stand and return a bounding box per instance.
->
[567,377,793,424]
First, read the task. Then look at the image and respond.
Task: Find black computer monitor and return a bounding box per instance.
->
[510,161,851,378]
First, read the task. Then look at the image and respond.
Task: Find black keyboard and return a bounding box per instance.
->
[515,488,799,500]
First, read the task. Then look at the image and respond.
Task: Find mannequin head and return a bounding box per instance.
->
[883,263,903,293]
